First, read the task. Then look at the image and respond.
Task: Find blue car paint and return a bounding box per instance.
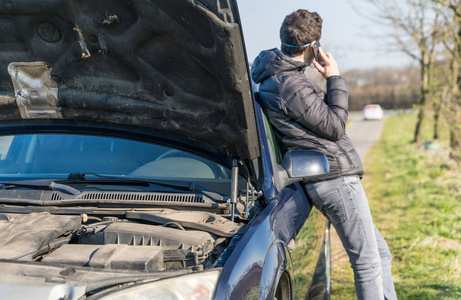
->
[214,103,314,299]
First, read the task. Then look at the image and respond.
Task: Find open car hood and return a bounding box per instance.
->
[0,0,259,161]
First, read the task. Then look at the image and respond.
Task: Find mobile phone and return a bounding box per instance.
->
[312,41,325,66]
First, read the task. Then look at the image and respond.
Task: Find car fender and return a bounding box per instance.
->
[264,239,294,300]
[214,201,279,300]
[256,239,288,299]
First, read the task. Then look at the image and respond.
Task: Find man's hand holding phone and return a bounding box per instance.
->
[311,44,340,79]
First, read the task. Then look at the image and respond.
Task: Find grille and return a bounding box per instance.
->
[50,192,204,203]
[51,193,64,201]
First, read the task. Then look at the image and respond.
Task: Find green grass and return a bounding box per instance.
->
[291,209,325,299]
[331,112,461,299]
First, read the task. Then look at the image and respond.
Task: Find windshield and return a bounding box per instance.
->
[0,134,237,193]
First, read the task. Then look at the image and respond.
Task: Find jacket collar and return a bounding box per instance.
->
[251,48,307,84]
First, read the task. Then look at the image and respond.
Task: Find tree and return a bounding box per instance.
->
[364,0,444,143]
[432,0,461,163]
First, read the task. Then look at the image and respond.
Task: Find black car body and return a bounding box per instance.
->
[0,1,330,299]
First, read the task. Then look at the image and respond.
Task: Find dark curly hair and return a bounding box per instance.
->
[280,9,323,56]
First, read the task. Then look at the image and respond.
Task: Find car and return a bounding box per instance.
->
[363,104,384,120]
[0,1,331,299]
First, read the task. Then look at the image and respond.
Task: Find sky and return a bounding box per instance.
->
[236,0,415,71]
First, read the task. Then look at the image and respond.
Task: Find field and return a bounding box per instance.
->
[329,112,461,299]
[293,112,461,299]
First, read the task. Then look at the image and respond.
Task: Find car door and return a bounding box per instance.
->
[255,103,329,299]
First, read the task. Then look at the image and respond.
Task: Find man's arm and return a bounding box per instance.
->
[285,46,348,141]
[283,76,348,141]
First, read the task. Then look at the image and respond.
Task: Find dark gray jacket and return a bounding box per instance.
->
[251,48,363,181]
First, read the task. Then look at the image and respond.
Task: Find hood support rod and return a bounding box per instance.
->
[230,159,239,222]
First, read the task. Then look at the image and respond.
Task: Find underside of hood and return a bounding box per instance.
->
[0,0,260,160]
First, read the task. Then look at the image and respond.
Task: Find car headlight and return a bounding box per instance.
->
[100,270,221,300]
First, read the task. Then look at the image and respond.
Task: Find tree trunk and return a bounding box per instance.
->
[450,126,461,164]
[433,106,440,140]
[451,17,461,163]
[450,49,461,164]
[433,87,448,140]
[414,53,430,144]
[414,108,425,143]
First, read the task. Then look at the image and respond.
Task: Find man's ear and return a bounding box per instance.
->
[304,43,315,59]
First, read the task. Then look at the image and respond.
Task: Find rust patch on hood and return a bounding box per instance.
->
[8,62,62,119]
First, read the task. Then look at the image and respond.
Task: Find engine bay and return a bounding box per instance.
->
[0,210,243,272]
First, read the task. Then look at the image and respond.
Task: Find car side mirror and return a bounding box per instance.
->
[282,150,329,179]
[275,150,330,189]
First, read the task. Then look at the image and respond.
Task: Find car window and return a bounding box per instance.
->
[261,112,284,164]
[0,134,232,181]
[0,136,14,160]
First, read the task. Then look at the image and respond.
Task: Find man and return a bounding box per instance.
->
[250,9,397,300]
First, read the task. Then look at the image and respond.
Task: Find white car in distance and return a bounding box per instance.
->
[363,104,384,120]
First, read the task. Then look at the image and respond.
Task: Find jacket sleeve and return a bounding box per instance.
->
[283,76,348,141]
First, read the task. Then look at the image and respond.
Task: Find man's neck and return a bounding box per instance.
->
[290,55,306,62]
[282,50,312,63]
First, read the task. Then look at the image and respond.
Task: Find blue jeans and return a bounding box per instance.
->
[303,176,397,300]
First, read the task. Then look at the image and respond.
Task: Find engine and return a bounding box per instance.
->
[0,212,234,272]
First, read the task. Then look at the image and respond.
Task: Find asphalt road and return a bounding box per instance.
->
[346,113,383,161]
[347,109,414,159]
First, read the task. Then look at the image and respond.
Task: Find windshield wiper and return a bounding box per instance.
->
[66,172,196,191]
[1,180,80,195]
[0,174,226,202]
[49,181,81,195]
